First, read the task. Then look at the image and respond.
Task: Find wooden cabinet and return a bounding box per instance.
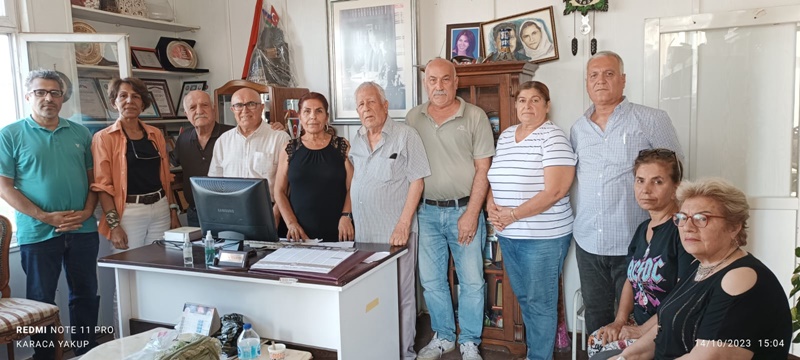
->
[213,79,309,127]
[448,61,537,356]
[454,61,538,140]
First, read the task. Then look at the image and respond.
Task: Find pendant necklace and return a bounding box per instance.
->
[696,247,739,280]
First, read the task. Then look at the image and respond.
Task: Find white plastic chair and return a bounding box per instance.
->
[572,288,586,360]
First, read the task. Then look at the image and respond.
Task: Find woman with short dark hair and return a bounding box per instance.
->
[92,77,179,251]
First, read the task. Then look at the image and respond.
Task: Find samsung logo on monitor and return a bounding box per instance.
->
[217,209,235,214]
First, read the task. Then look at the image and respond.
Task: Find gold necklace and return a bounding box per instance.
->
[695,247,739,280]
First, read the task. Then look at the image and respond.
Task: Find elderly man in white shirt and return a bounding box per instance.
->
[208,87,290,224]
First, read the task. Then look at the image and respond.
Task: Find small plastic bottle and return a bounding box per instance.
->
[237,323,262,360]
[183,237,193,266]
[204,230,215,266]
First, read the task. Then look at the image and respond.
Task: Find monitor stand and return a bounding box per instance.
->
[218,231,245,251]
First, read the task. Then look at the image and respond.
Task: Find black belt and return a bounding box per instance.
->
[423,196,470,208]
[126,189,165,205]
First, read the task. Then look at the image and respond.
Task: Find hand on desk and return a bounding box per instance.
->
[286,222,310,242]
[338,216,354,242]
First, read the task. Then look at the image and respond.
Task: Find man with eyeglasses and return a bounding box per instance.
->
[0,69,100,357]
[569,50,683,336]
[208,87,290,226]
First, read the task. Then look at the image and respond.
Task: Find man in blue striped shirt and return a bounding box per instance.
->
[570,51,683,336]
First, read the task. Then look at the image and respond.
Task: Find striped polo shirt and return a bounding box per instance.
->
[487,121,576,239]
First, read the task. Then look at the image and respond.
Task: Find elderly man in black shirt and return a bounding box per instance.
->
[172,90,234,226]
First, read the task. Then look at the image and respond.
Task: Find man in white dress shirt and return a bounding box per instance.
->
[208,87,290,225]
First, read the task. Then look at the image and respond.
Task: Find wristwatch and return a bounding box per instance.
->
[169,203,180,211]
[341,212,353,220]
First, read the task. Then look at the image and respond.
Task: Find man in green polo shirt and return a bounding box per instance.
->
[0,69,100,357]
[408,58,495,360]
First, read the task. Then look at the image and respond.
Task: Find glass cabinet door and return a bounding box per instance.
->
[17,33,130,131]
[456,85,504,140]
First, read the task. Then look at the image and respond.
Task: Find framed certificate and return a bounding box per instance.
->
[140,92,162,119]
[176,81,207,118]
[95,78,119,119]
[141,78,176,118]
[131,46,163,70]
[77,77,108,120]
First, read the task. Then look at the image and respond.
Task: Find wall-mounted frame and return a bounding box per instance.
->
[446,22,481,60]
[328,0,418,122]
[130,46,163,70]
[481,6,559,64]
[77,77,108,120]
[140,92,161,119]
[176,81,207,118]
[95,78,119,119]
[141,78,176,118]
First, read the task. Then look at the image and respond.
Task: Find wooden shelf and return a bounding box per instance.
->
[71,5,199,32]
[77,64,207,78]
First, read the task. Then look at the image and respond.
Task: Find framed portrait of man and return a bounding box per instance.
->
[481,6,559,64]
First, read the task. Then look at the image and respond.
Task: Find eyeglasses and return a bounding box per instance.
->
[230,101,261,111]
[672,212,726,228]
[638,148,682,181]
[29,89,64,98]
[129,139,160,160]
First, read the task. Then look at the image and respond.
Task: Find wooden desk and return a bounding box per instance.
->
[98,243,405,360]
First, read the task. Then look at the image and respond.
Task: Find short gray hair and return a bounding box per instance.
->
[25,69,65,92]
[676,177,750,246]
[183,90,212,110]
[354,81,387,103]
[589,50,625,74]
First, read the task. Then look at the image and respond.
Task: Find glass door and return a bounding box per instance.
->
[17,33,130,131]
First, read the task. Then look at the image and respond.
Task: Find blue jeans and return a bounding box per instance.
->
[575,244,628,336]
[498,234,572,360]
[20,232,100,358]
[418,203,486,344]
[186,207,199,227]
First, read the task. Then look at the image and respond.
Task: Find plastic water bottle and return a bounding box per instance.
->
[237,323,261,359]
[204,230,215,266]
[183,237,193,266]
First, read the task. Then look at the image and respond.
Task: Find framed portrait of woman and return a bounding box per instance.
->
[446,22,481,61]
[480,6,559,64]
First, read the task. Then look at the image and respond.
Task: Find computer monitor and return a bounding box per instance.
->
[190,176,278,243]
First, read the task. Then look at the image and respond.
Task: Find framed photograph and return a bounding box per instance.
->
[176,81,207,118]
[95,78,119,119]
[141,78,176,118]
[481,6,559,64]
[446,22,481,61]
[77,77,108,120]
[140,92,161,119]
[328,0,418,122]
[130,47,163,70]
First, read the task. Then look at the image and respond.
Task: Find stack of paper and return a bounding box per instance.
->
[164,227,202,242]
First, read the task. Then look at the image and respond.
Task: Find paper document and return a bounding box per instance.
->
[251,246,355,274]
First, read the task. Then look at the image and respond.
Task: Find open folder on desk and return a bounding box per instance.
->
[249,246,373,282]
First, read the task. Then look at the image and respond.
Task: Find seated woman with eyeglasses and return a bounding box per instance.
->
[608,178,791,360]
[91,77,180,251]
[273,92,354,242]
[589,149,696,358]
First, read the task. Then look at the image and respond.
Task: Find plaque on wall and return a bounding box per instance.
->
[155,37,208,73]
[72,21,103,65]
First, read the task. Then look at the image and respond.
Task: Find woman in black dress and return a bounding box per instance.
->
[274,92,354,242]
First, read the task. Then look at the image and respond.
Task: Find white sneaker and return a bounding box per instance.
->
[459,342,482,360]
[416,333,455,360]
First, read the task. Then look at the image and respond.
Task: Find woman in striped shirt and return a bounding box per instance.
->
[487,80,576,360]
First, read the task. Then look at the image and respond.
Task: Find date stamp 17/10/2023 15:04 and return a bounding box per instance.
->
[14,325,114,349]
